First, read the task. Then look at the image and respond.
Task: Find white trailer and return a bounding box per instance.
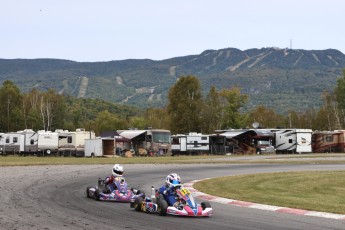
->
[0,129,60,156]
[84,138,115,157]
[57,128,96,157]
[271,129,313,153]
[0,132,24,155]
[18,129,38,154]
[171,132,209,155]
[37,130,59,156]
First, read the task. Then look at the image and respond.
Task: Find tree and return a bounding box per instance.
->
[0,80,23,131]
[22,89,42,130]
[219,87,248,129]
[316,90,342,130]
[247,105,285,128]
[167,76,203,134]
[22,89,66,131]
[144,108,170,129]
[334,69,345,109]
[129,116,147,129]
[200,86,222,133]
[92,110,127,135]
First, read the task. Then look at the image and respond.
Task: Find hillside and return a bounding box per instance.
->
[1,47,345,113]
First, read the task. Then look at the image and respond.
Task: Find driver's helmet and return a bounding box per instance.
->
[165,173,181,187]
[112,164,124,177]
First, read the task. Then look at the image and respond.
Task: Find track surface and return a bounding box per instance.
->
[1,163,345,230]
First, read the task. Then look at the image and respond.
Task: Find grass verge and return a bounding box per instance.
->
[194,171,345,214]
[1,154,345,166]
[0,155,229,166]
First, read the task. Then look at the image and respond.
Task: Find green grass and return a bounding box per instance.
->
[194,171,345,214]
[1,154,345,166]
[0,155,230,166]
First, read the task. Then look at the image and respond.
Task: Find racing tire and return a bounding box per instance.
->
[201,201,211,210]
[136,189,145,197]
[134,197,143,211]
[157,194,168,216]
[95,188,102,201]
[86,186,92,198]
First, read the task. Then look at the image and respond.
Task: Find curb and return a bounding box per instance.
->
[184,179,345,221]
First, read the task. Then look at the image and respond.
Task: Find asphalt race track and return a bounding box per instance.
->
[1,163,345,230]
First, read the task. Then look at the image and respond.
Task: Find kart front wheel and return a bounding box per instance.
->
[134,197,143,211]
[201,201,211,210]
[157,194,168,216]
[86,186,92,198]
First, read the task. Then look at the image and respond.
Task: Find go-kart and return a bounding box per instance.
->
[86,176,144,202]
[130,184,213,217]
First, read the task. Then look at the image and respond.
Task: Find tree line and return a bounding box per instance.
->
[1,70,344,135]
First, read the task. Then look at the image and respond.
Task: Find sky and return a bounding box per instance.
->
[1,0,344,62]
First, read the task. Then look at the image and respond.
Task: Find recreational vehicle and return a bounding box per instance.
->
[117,129,171,156]
[0,129,38,155]
[312,130,345,153]
[37,130,59,156]
[0,132,24,155]
[335,130,345,152]
[214,129,276,154]
[171,132,209,155]
[57,128,96,157]
[271,129,313,153]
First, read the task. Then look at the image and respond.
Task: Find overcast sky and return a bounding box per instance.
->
[1,0,344,62]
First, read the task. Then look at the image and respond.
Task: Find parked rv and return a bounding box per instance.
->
[312,130,345,153]
[171,132,210,155]
[117,129,171,156]
[271,129,313,154]
[0,132,24,155]
[215,129,276,154]
[0,129,38,156]
[37,130,59,156]
[57,128,96,157]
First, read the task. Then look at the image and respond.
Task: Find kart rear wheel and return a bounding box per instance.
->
[201,201,211,210]
[134,197,143,211]
[86,186,92,198]
[157,194,168,216]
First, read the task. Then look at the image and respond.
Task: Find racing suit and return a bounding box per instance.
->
[105,175,120,193]
[158,185,178,206]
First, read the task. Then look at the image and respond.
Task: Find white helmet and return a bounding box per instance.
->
[112,164,124,177]
[165,173,181,187]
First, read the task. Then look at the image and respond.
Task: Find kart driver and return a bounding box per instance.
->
[104,164,124,193]
[159,173,182,208]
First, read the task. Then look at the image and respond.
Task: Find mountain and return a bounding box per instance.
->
[1,47,345,113]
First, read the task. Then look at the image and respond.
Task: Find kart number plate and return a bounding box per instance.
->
[180,188,190,196]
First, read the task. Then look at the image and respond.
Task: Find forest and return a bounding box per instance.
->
[0,69,344,135]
